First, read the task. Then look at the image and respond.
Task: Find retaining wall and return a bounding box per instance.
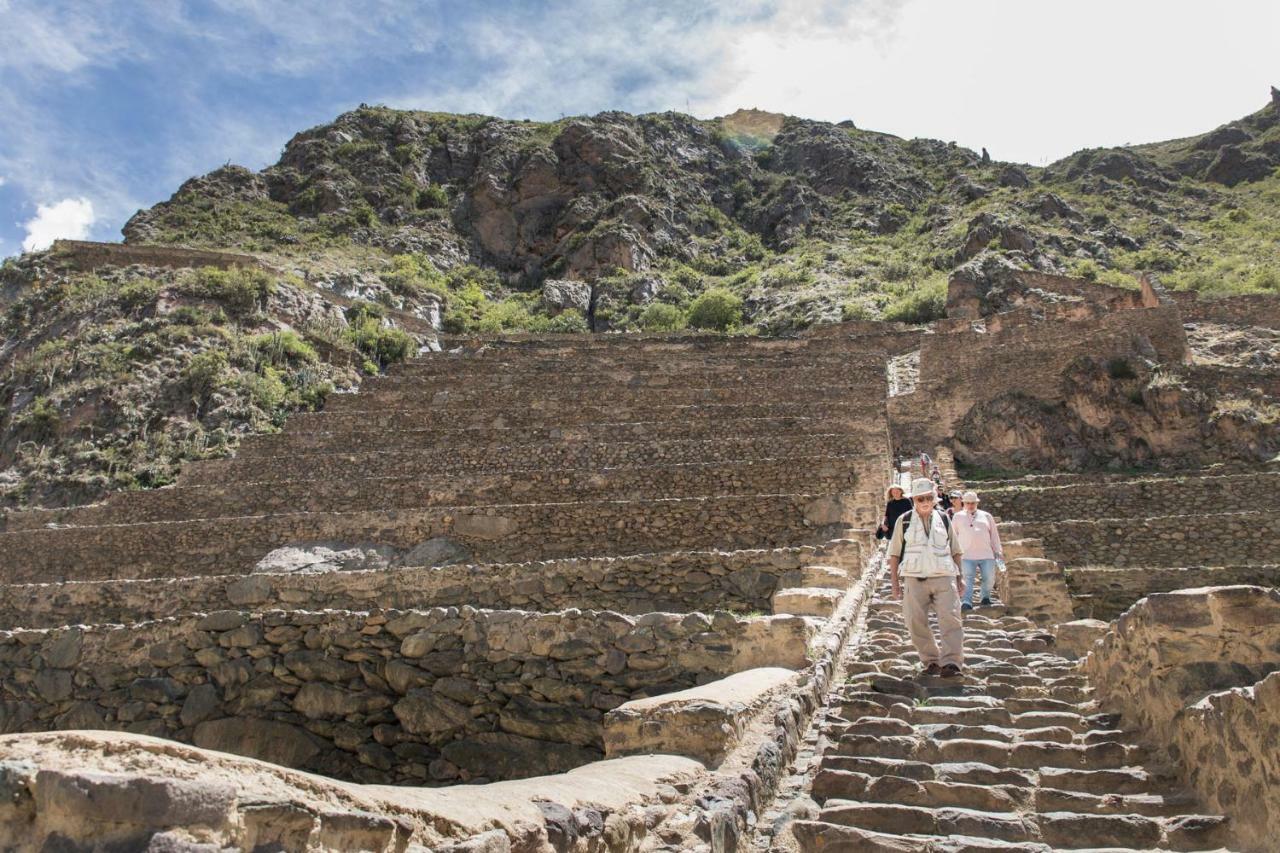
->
[0,607,815,786]
[0,493,852,583]
[0,544,862,629]
[1085,586,1280,852]
[1021,510,1280,568]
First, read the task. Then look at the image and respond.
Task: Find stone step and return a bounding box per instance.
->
[771,587,842,618]
[375,360,888,388]
[0,541,866,629]
[813,800,1228,850]
[232,420,889,459]
[791,816,1231,852]
[181,433,869,485]
[2,456,871,530]
[323,381,884,411]
[0,492,846,584]
[287,398,888,431]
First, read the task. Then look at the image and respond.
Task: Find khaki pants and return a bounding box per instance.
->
[902,575,964,668]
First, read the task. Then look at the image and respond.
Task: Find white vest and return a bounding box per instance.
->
[899,510,955,577]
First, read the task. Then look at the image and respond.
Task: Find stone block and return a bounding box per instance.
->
[772,588,842,618]
[1053,619,1108,659]
[603,667,796,766]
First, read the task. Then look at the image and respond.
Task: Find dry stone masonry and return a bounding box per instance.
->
[2,278,1279,851]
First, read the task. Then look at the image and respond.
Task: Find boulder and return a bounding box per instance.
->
[252,542,396,574]
[541,280,592,314]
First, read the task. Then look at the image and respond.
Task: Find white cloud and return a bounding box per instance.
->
[0,175,7,186]
[21,197,95,251]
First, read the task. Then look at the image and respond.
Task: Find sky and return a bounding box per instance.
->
[2,0,1278,258]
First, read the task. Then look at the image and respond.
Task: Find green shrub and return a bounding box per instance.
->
[185,266,276,316]
[841,301,873,321]
[349,201,377,228]
[183,350,229,406]
[881,275,947,324]
[686,288,743,331]
[239,366,288,413]
[118,278,162,309]
[416,185,449,209]
[534,310,590,333]
[638,303,686,331]
[343,313,414,371]
[381,254,447,297]
[252,331,319,368]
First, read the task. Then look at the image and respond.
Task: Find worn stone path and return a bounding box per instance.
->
[779,571,1238,852]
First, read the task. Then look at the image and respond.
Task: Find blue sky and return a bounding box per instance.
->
[2,0,1278,258]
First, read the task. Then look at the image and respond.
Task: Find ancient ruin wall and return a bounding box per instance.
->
[0,493,851,583]
[1085,586,1280,851]
[977,471,1272,522]
[1020,510,1278,568]
[0,545,858,629]
[50,239,268,272]
[1,456,871,531]
[0,607,815,786]
[1067,565,1280,620]
[888,306,1188,447]
[1172,670,1280,852]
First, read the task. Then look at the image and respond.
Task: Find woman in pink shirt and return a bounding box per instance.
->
[953,490,1003,610]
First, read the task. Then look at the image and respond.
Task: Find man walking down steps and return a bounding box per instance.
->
[888,477,965,677]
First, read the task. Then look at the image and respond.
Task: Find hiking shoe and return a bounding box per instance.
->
[940,664,963,678]
[960,602,973,612]
[922,663,942,677]
[980,598,992,607]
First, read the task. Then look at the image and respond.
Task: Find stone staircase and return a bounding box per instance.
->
[781,570,1238,852]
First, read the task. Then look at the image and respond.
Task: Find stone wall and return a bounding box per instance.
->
[888,305,1187,448]
[0,544,861,629]
[0,493,853,583]
[1021,510,1279,568]
[0,606,815,786]
[977,471,1270,522]
[2,456,871,530]
[51,239,267,273]
[1067,565,1280,620]
[182,434,867,484]
[1085,586,1280,852]
[1174,291,1280,330]
[1172,671,1280,852]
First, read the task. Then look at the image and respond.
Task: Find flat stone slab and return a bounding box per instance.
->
[800,565,850,589]
[1053,618,1109,659]
[0,730,703,851]
[773,587,843,618]
[603,667,797,766]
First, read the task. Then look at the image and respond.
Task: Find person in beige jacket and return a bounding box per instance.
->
[887,477,965,677]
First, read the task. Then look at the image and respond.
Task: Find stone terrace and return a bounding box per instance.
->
[0,334,891,582]
[0,330,899,850]
[972,468,1280,619]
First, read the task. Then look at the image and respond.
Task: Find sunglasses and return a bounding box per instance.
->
[913,496,935,503]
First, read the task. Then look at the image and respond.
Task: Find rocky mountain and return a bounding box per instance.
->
[1,90,1277,508]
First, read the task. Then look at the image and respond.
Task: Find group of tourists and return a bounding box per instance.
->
[877,455,1005,678]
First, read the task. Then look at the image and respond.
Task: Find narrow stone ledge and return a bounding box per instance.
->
[0,730,704,851]
[772,588,842,618]
[603,667,798,766]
